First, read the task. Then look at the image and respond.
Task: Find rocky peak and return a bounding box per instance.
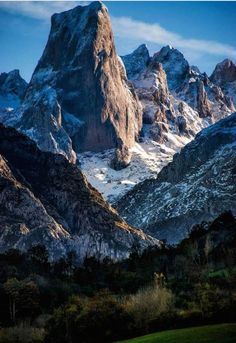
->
[0,70,27,110]
[147,46,234,119]
[121,44,150,80]
[129,54,206,147]
[210,59,236,84]
[8,1,142,163]
[210,59,236,107]
[152,45,190,92]
[0,69,27,99]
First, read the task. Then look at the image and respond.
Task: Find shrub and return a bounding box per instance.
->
[0,325,45,343]
[124,275,174,332]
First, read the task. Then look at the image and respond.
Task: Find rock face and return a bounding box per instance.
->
[116,113,236,244]
[121,46,212,158]
[121,44,150,80]
[0,69,27,110]
[151,45,189,92]
[123,45,234,122]
[131,59,206,144]
[210,59,236,106]
[10,1,141,163]
[0,124,158,262]
[153,46,235,119]
[78,45,235,203]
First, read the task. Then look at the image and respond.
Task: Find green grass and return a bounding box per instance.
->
[118,323,236,343]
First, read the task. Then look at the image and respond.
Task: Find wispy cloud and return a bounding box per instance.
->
[1,1,236,60]
[0,1,89,20]
[111,16,236,59]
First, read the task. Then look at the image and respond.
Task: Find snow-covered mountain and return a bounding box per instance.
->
[0,4,235,206]
[152,46,235,118]
[0,2,142,164]
[210,59,236,107]
[80,44,235,203]
[121,44,150,80]
[116,113,236,244]
[0,69,27,109]
[0,124,159,262]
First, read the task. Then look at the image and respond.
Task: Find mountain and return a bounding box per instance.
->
[130,55,207,145]
[210,59,236,106]
[152,45,235,118]
[0,2,142,164]
[116,113,236,244]
[79,45,235,203]
[150,45,189,92]
[0,69,27,111]
[0,124,158,262]
[122,45,234,120]
[121,44,150,80]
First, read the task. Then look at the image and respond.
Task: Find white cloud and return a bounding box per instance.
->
[111,16,236,59]
[1,1,236,61]
[0,1,89,20]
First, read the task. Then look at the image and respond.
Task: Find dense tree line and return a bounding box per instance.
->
[0,212,236,342]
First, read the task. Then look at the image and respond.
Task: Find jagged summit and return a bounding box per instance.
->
[152,45,190,91]
[121,44,150,80]
[210,59,236,106]
[0,69,27,110]
[210,58,236,83]
[1,1,142,164]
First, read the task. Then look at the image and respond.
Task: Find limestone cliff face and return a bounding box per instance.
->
[0,124,158,262]
[210,59,236,107]
[18,1,142,161]
[126,45,235,121]
[126,55,208,146]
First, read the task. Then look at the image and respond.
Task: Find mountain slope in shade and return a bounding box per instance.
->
[116,113,236,244]
[0,69,27,119]
[1,1,142,164]
[0,124,158,262]
[121,44,150,80]
[210,59,236,107]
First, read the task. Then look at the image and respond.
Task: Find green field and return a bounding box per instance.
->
[118,323,236,343]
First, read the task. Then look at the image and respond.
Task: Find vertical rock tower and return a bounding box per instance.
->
[19,1,142,161]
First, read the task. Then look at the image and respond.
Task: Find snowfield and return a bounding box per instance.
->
[80,127,192,203]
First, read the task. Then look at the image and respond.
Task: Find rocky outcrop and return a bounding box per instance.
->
[110,138,131,170]
[0,69,27,110]
[0,124,158,262]
[10,2,142,163]
[116,113,236,244]
[210,59,236,106]
[124,51,209,147]
[124,45,235,121]
[152,45,189,92]
[121,44,150,80]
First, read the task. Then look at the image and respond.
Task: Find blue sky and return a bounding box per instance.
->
[0,1,236,82]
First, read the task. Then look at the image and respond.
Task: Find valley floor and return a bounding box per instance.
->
[118,323,236,343]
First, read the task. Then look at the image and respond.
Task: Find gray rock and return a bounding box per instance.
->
[0,124,159,262]
[0,70,27,110]
[116,113,236,244]
[15,2,142,162]
[210,59,236,107]
[121,44,150,80]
